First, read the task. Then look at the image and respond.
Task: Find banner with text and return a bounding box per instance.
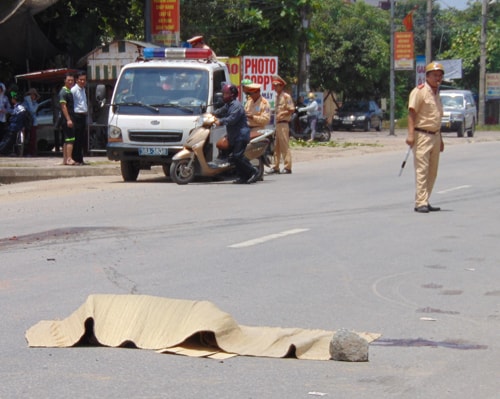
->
[394,32,414,70]
[150,0,180,46]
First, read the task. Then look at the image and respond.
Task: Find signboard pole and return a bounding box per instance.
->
[389,0,395,136]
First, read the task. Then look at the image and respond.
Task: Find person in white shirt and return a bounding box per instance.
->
[71,71,88,164]
[298,92,319,142]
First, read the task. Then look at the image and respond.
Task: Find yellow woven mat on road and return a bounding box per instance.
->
[26,294,380,360]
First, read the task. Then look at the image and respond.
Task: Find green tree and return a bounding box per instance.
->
[35,0,145,66]
[310,0,390,101]
[440,2,500,92]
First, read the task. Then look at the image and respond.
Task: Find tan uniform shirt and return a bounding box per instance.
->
[408,82,443,132]
[275,91,295,123]
[244,95,271,129]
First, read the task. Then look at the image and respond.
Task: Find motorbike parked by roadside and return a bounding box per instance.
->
[289,108,331,142]
[169,113,273,185]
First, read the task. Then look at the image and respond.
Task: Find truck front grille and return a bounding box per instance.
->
[128,130,183,143]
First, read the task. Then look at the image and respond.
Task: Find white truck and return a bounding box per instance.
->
[96,48,230,181]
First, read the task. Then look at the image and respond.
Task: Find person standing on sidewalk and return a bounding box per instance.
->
[59,73,77,165]
[406,62,445,213]
[23,88,40,156]
[71,71,88,165]
[267,75,294,175]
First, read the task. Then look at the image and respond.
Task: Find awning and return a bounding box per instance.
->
[15,68,79,84]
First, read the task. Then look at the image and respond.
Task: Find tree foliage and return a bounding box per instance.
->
[30,0,500,118]
[35,0,145,65]
[310,0,390,101]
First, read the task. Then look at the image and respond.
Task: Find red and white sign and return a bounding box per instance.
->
[242,56,279,106]
[394,32,414,70]
[150,0,180,46]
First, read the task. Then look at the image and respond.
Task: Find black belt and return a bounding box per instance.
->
[415,127,438,134]
[277,121,288,124]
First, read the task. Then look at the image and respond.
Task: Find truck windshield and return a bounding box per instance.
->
[113,67,209,115]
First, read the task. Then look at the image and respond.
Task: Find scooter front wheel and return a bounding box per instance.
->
[318,128,331,142]
[170,158,195,185]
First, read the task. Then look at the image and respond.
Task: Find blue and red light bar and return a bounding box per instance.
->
[143,48,213,60]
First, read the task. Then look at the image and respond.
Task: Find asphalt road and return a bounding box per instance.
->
[1,139,499,398]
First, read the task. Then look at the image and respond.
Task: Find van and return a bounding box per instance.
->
[439,89,477,137]
[97,48,230,181]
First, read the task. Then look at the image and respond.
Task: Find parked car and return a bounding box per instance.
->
[331,100,383,132]
[439,90,477,137]
[35,98,58,152]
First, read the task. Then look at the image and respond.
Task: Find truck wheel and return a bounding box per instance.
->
[457,123,465,137]
[162,164,170,178]
[467,119,475,138]
[170,159,195,185]
[364,120,371,132]
[121,161,139,182]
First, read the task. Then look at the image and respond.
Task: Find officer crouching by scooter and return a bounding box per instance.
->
[298,92,319,142]
[212,84,259,184]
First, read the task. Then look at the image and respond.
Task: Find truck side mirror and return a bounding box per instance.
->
[96,84,106,105]
[213,92,224,110]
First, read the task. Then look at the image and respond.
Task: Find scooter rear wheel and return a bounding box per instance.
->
[170,159,195,185]
[251,157,265,181]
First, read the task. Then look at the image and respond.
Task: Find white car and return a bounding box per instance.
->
[440,90,477,137]
[35,99,60,151]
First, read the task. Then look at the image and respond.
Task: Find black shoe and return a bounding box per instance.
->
[247,169,259,184]
[414,205,429,213]
[233,178,247,184]
[281,168,292,174]
[427,204,441,212]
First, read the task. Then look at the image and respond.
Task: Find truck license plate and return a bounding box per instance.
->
[138,147,168,156]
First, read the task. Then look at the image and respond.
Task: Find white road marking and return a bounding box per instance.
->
[437,185,471,194]
[228,228,310,248]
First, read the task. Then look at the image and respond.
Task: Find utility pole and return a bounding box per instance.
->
[478,0,488,126]
[389,0,395,136]
[297,2,311,99]
[425,0,432,63]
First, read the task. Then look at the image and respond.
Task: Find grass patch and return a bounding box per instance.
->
[289,138,382,148]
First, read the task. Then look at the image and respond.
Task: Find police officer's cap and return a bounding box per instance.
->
[272,75,286,86]
[425,62,444,74]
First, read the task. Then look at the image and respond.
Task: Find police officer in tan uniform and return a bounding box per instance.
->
[267,75,294,174]
[406,62,445,213]
[187,35,217,60]
[242,82,271,133]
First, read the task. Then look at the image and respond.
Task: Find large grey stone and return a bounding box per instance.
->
[329,329,369,362]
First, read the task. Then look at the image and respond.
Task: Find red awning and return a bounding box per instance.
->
[15,68,80,84]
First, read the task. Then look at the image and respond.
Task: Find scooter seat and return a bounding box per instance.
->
[250,131,262,141]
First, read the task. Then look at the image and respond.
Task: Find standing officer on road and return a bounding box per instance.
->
[267,75,294,175]
[406,62,445,213]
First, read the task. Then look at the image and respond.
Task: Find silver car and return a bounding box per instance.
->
[439,90,477,137]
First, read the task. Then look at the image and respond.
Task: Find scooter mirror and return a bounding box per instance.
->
[96,84,106,104]
[213,92,224,110]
